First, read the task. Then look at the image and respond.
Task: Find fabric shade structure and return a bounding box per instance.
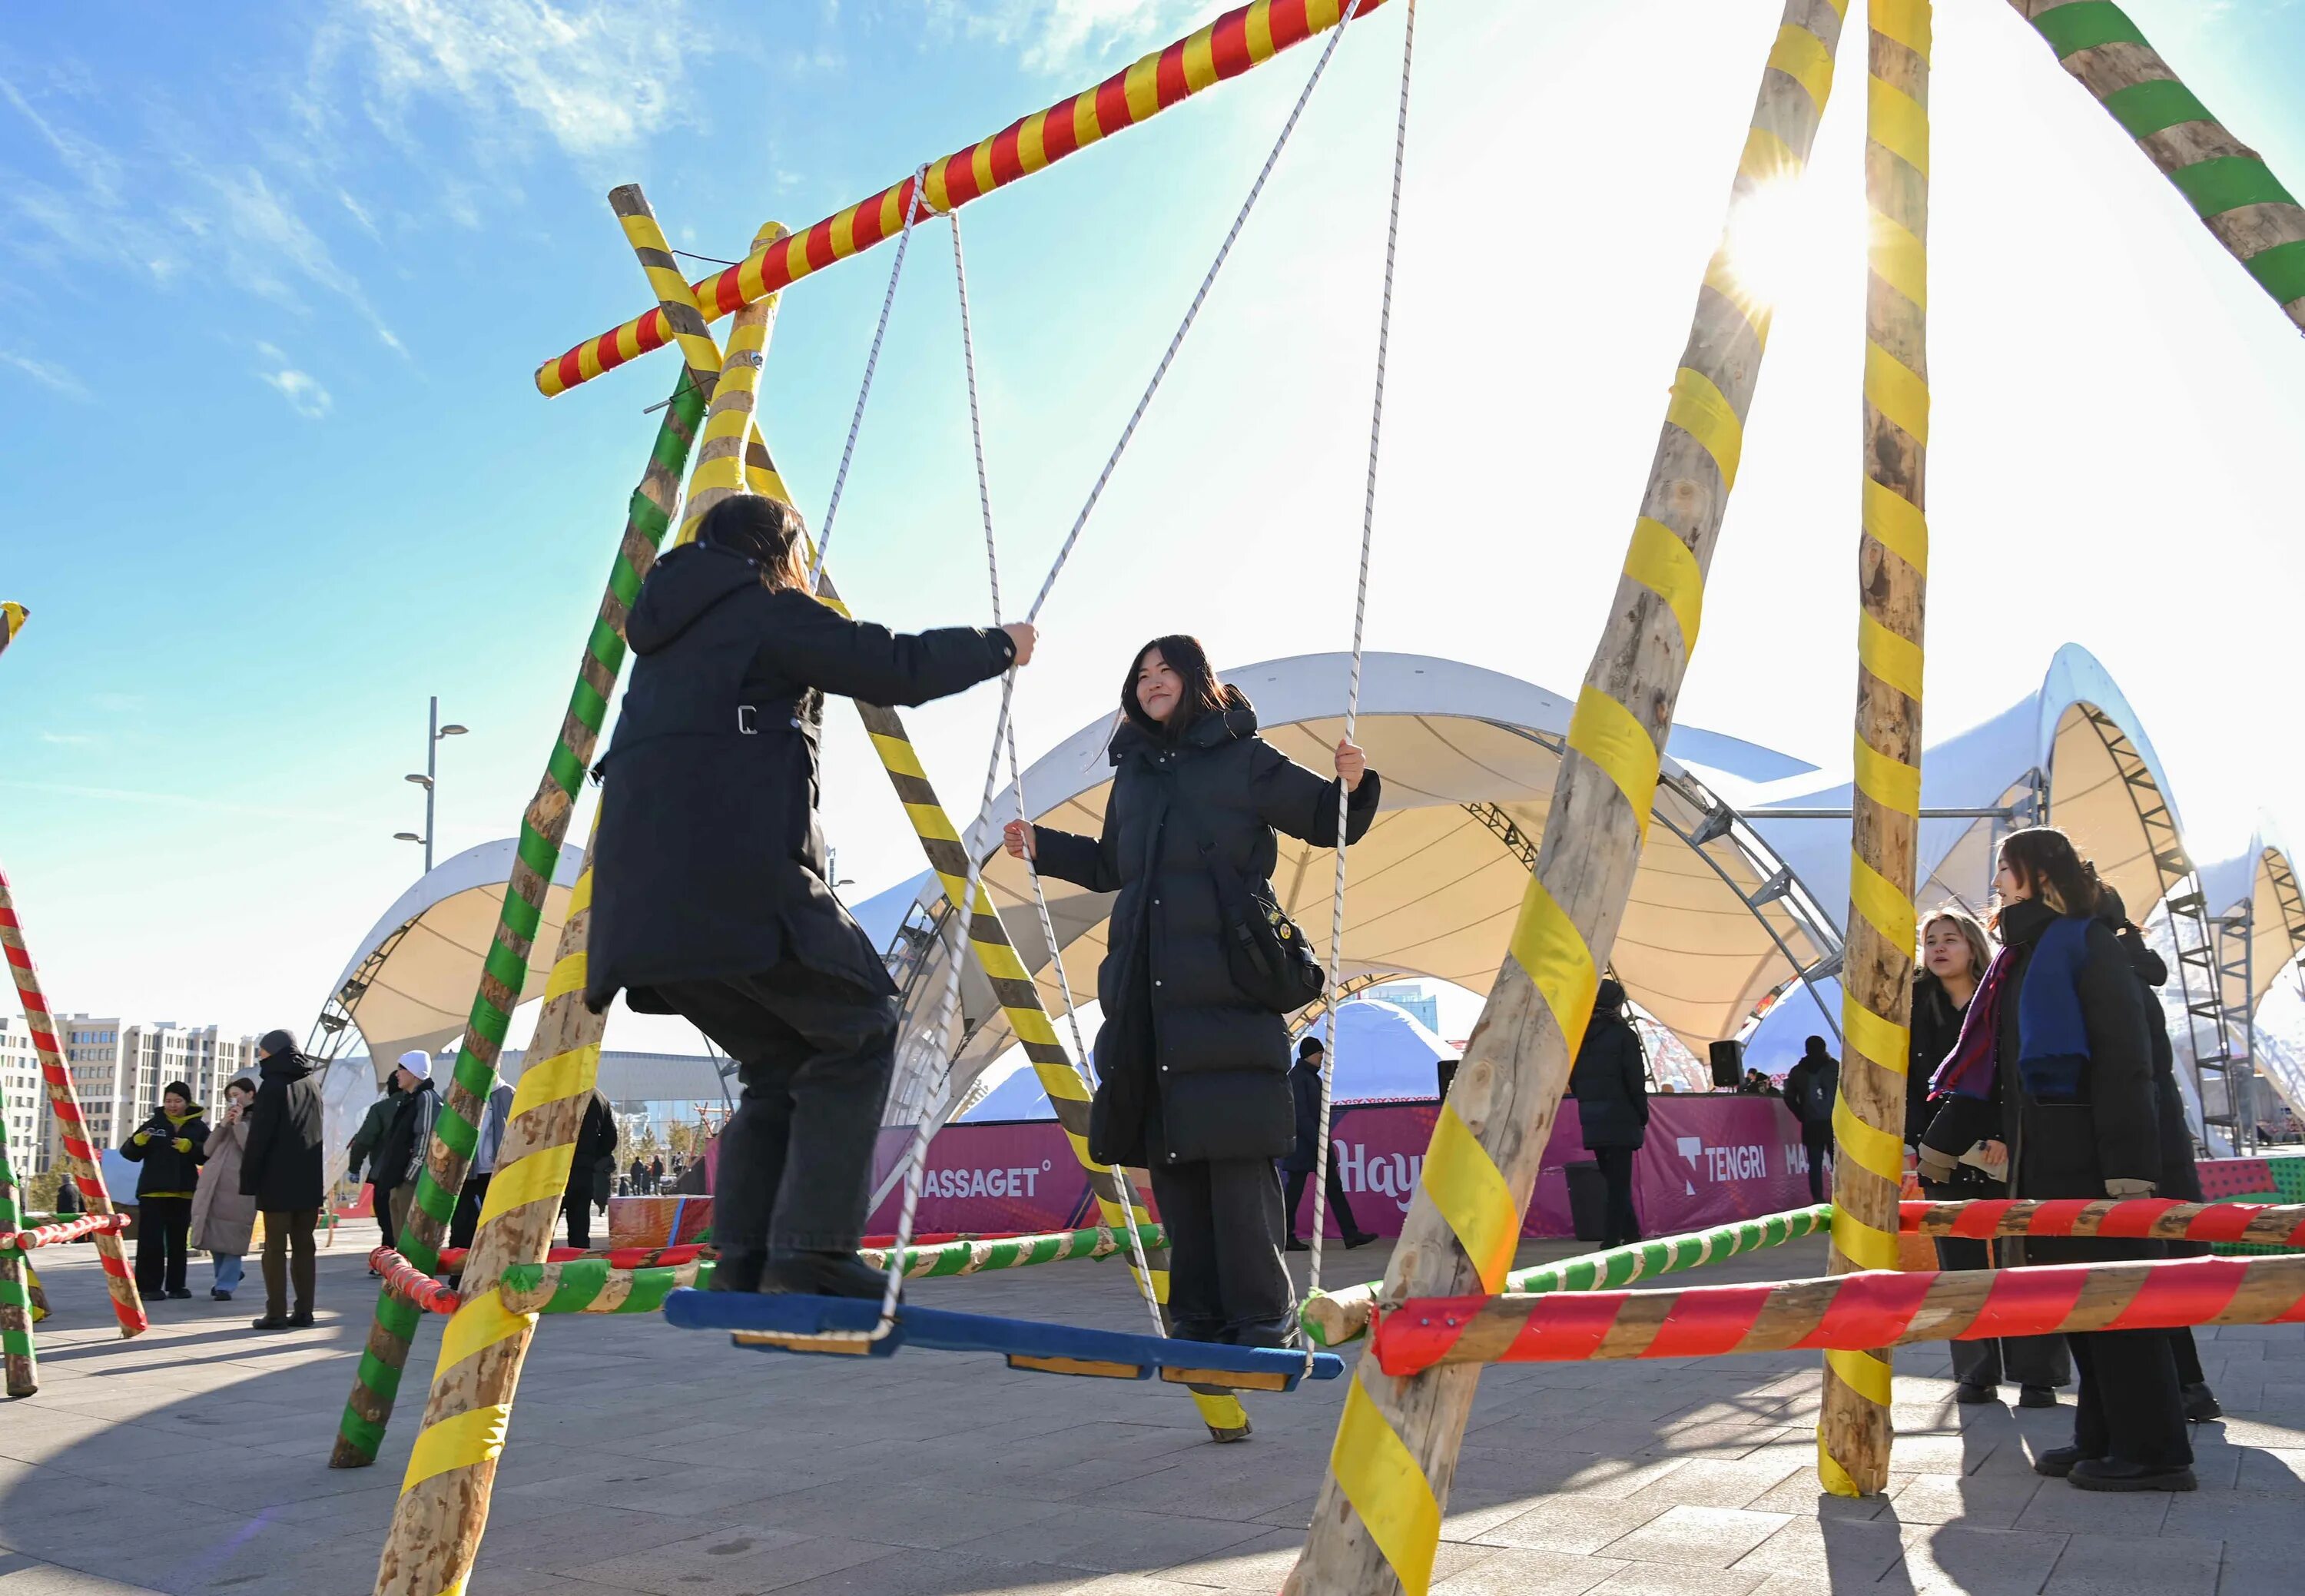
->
[875,652,1842,1134]
[320,837,589,1079]
[2197,825,2305,1123]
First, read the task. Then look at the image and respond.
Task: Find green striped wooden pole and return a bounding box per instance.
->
[0,1100,35,1395]
[2012,1,2305,329]
[329,373,709,1468]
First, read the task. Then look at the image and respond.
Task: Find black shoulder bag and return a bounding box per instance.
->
[1185,811,1326,1015]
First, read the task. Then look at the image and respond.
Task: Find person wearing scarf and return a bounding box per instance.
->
[1917,828,2189,1492]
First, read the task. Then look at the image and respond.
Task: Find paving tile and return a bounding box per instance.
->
[554,1527,900,1595]
[2011,1478,2175,1535]
[2162,1488,2305,1541]
[1590,1564,1767,1596]
[1430,1548,1630,1594]
[1600,1506,1793,1570]
[1743,1473,1890,1521]
[2233,1447,2305,1495]
[962,1507,1266,1576]
[1476,1498,1672,1556]
[1614,1457,1802,1511]
[1892,1524,2067,1596]
[0,1552,167,1594]
[1728,1515,1906,1584]
[1889,1472,2042,1528]
[767,1545,1093,1595]
[2040,1532,2221,1596]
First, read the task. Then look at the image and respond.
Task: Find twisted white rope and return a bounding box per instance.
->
[1306,0,1415,1348]
[1023,0,1370,626]
[808,165,930,594]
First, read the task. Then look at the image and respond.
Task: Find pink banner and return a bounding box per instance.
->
[837,1094,1819,1242]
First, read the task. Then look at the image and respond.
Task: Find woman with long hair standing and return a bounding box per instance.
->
[1909,906,2070,1408]
[1005,635,1379,1349]
[1568,978,1648,1249]
[586,495,1033,1298]
[1918,828,2191,1491]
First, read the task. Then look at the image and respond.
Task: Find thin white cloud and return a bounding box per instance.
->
[924,0,1202,75]
[256,344,334,419]
[38,731,98,747]
[0,347,90,401]
[0,778,351,824]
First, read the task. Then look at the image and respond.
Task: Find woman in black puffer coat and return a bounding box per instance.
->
[1568,980,1648,1249]
[1917,828,2190,1492]
[1007,635,1379,1347]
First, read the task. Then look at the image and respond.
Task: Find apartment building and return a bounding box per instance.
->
[53,1017,262,1162]
[0,1015,41,1174]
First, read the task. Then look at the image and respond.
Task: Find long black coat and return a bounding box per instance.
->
[587,544,1015,1012]
[1034,696,1380,1166]
[2114,924,2206,1213]
[1906,974,1965,1147]
[240,1052,327,1212]
[1978,898,2161,1266]
[1283,1058,1326,1174]
[1570,1016,1649,1150]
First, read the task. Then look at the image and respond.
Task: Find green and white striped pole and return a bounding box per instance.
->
[0,1101,34,1395]
[2012,1,2305,329]
[329,373,710,1468]
[1301,1205,1835,1348]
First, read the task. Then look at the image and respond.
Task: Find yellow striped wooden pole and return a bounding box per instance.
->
[1818,0,1929,1498]
[1288,4,1849,1591]
[619,194,1248,1442]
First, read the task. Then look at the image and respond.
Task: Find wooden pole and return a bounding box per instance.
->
[1903,1196,2305,1246]
[2008,1,2305,330]
[1819,0,1929,1500]
[1285,4,1847,1591]
[328,357,713,1469]
[0,866,144,1341]
[612,186,1250,1442]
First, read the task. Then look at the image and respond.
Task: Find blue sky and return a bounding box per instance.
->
[4,0,2305,1049]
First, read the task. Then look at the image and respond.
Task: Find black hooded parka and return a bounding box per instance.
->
[241,1049,327,1212]
[585,543,1015,1013]
[1032,692,1380,1167]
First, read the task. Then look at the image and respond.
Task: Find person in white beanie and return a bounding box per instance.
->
[371,1050,441,1242]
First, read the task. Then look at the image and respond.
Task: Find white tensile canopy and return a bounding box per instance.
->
[878,651,1842,1130]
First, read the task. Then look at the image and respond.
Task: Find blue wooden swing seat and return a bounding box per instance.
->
[663,1289,1346,1392]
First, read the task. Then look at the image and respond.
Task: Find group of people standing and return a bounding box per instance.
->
[121,1028,324,1329]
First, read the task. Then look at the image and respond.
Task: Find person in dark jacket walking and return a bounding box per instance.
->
[564,1090,619,1249]
[1569,979,1649,1249]
[122,1082,208,1299]
[1910,907,2070,1408]
[1279,1035,1375,1252]
[347,1077,404,1256]
[241,1030,327,1330]
[584,495,1031,1298]
[1919,828,2191,1491]
[1007,635,1379,1348]
[2099,889,2222,1423]
[373,1051,441,1243]
[1782,1036,1839,1203]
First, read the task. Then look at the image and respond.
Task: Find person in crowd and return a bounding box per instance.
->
[649,1153,666,1193]
[241,1029,326,1331]
[373,1051,440,1242]
[627,1154,649,1198]
[1007,634,1378,1348]
[1569,978,1650,1249]
[2098,888,2223,1423]
[1918,828,2191,1491]
[347,1073,406,1258]
[55,1173,83,1218]
[583,494,1033,1298]
[449,1081,515,1253]
[191,1077,259,1301]
[1280,1035,1377,1253]
[1909,906,2071,1409]
[563,1088,619,1250]
[1736,1067,1776,1096]
[1783,1036,1839,1203]
[122,1081,208,1299]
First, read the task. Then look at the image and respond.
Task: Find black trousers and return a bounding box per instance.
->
[1933,1231,2071,1389]
[1151,1156,1295,1347]
[1591,1146,1643,1249]
[2070,1328,2192,1468]
[1283,1160,1364,1241]
[134,1196,192,1295]
[449,1173,491,1253]
[562,1188,594,1249]
[1802,1124,1832,1203]
[2173,1326,2205,1388]
[652,962,899,1266]
[260,1208,317,1318]
[371,1180,397,1252]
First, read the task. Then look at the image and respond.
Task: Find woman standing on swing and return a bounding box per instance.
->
[587,495,1034,1298]
[1005,636,1380,1349]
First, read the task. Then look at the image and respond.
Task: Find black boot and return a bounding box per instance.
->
[758,1249,890,1299]
[2181,1382,2223,1422]
[711,1249,765,1293]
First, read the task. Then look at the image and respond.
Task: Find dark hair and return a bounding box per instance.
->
[1298,1035,1326,1060]
[1997,825,2102,919]
[1594,977,1627,1020]
[1804,1035,1828,1056]
[697,496,812,594]
[162,1080,193,1103]
[1120,635,1230,742]
[226,1077,257,1100]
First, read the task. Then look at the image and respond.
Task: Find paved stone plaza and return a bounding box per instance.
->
[3,1226,2300,1594]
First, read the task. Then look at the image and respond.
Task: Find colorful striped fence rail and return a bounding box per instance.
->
[1302,1205,1833,1349]
[370,1248,462,1316]
[1902,1197,2305,1246]
[535,0,1395,397]
[1369,1252,2305,1376]
[0,1084,33,1395]
[434,1242,711,1273]
[0,1213,127,1252]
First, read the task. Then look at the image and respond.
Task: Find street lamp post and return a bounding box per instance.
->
[395,695,469,874]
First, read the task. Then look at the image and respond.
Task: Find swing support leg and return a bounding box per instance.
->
[1288,4,1849,1591]
[1818,0,1930,1498]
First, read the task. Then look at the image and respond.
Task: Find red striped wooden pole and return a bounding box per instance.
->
[1901,1196,2305,1246]
[1371,1253,2305,1375]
